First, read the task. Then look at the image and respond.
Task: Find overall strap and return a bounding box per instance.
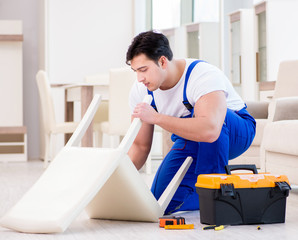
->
[147,89,157,111]
[182,60,205,115]
[148,60,206,114]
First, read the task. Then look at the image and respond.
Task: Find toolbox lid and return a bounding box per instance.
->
[196,173,290,189]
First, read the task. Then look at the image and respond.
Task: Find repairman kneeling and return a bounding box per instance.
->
[126,30,256,214]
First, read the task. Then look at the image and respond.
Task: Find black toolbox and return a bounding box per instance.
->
[195,165,291,225]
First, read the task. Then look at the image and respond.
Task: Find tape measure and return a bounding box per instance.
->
[159,216,185,228]
[165,224,194,230]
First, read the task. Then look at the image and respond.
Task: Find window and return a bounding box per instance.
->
[152,0,181,30]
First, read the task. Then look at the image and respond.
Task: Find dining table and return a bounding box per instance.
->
[64,81,109,147]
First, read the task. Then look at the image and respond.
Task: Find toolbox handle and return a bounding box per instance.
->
[225,164,258,175]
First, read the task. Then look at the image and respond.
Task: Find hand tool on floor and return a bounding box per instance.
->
[159,216,185,228]
[165,224,194,230]
[203,225,227,231]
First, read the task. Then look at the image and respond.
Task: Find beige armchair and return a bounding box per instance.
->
[261,97,298,185]
[232,60,298,169]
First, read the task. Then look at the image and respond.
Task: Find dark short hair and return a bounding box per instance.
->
[126,30,173,65]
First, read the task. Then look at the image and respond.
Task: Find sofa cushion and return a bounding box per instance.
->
[262,120,298,156]
[265,151,298,185]
[273,97,298,121]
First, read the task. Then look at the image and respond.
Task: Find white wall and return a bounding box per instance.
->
[39,0,135,158]
[266,0,298,82]
[134,0,147,35]
[152,0,180,30]
[43,0,134,84]
[194,0,219,22]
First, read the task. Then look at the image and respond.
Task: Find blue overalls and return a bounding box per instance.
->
[148,60,256,214]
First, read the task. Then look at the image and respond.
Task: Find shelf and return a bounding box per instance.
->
[0,146,24,154]
[0,126,26,134]
[0,34,23,41]
[0,126,27,162]
[0,142,25,146]
[0,21,25,161]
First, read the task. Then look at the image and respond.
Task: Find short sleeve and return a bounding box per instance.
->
[187,67,228,105]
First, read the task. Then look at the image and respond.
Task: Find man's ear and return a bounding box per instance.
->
[159,56,168,69]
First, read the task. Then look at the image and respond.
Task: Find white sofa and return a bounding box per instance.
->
[233,60,298,169]
[261,97,298,185]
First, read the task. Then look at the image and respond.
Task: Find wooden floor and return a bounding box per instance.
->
[0,159,298,240]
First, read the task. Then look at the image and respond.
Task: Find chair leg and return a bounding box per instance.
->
[93,130,103,147]
[45,133,55,168]
[93,131,97,147]
[51,134,56,159]
[44,134,51,168]
[109,135,120,148]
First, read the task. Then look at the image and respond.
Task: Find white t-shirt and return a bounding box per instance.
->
[129,59,245,118]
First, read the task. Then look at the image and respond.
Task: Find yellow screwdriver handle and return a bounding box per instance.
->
[215,225,225,231]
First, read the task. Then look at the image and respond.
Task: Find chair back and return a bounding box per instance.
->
[267,60,298,121]
[84,73,109,124]
[36,70,56,133]
[108,67,136,135]
[273,60,298,99]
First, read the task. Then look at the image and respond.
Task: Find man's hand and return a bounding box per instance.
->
[132,102,158,125]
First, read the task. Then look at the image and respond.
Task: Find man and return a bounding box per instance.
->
[126,30,256,214]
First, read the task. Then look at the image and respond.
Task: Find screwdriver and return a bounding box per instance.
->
[203,225,226,231]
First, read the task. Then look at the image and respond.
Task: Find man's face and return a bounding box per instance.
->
[130,54,166,91]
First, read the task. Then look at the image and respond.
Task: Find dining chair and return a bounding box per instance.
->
[0,94,193,233]
[93,67,156,174]
[36,70,79,167]
[96,67,136,148]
